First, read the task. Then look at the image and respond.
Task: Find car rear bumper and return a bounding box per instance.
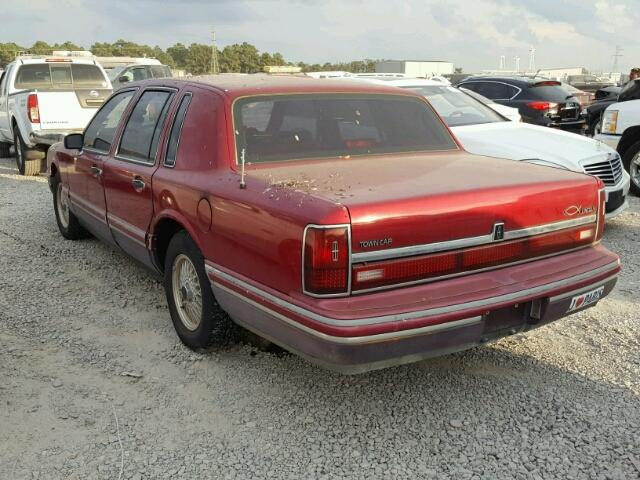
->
[206,245,620,373]
[29,129,82,147]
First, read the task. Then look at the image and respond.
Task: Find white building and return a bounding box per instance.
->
[375,60,454,77]
[535,67,587,80]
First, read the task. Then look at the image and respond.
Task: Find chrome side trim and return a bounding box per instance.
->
[215,282,482,344]
[352,215,597,263]
[70,195,105,222]
[106,212,147,247]
[206,260,619,327]
[301,223,352,298]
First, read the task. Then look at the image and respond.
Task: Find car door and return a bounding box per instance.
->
[103,88,175,269]
[69,89,136,245]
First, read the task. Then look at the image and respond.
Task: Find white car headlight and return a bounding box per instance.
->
[602,110,619,135]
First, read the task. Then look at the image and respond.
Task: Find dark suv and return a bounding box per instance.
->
[457,76,585,131]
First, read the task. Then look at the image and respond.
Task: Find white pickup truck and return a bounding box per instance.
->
[595,78,640,195]
[0,52,112,175]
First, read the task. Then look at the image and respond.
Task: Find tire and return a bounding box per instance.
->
[14,129,44,176]
[164,231,234,350]
[621,140,640,196]
[590,118,601,137]
[0,142,10,157]
[51,173,89,240]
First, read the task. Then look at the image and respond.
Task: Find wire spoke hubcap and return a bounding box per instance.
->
[171,254,202,331]
[56,183,70,229]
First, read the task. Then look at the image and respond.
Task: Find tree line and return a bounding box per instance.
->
[0,40,377,75]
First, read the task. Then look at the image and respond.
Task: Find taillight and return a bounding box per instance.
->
[527,101,558,113]
[303,225,350,296]
[596,188,606,241]
[27,94,40,124]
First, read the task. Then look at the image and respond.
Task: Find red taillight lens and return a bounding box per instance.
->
[527,101,558,112]
[303,226,349,295]
[27,94,40,123]
[596,188,606,241]
[352,225,596,291]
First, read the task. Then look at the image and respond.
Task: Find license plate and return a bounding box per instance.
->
[568,286,604,312]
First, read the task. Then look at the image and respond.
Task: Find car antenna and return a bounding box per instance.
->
[240,147,247,189]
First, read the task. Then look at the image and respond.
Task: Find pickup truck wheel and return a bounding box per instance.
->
[14,129,43,176]
[52,173,89,240]
[164,231,234,350]
[0,142,10,157]
[622,140,640,196]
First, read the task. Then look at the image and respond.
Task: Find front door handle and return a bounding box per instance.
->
[131,177,146,191]
[90,166,102,176]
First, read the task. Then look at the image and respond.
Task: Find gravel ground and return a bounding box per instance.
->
[0,154,639,480]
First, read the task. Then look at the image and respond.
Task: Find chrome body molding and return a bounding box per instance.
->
[205,259,619,328]
[215,282,482,344]
[352,215,597,263]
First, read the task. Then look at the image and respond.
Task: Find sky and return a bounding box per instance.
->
[3,0,638,73]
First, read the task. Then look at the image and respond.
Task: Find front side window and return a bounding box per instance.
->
[83,90,136,152]
[165,94,192,167]
[118,90,174,163]
[234,94,457,164]
[404,85,505,127]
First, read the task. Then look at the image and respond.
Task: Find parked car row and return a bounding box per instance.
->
[45,75,621,373]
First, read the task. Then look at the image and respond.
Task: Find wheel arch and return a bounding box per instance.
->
[150,212,204,273]
[618,126,640,158]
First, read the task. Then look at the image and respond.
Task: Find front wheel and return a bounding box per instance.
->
[14,129,43,176]
[622,140,640,196]
[164,231,234,350]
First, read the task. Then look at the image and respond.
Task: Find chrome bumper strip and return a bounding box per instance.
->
[205,259,618,328]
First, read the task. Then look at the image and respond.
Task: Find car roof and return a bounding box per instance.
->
[123,74,425,100]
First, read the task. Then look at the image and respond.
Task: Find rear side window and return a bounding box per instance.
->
[119,90,174,163]
[472,82,517,100]
[15,63,108,89]
[83,90,135,152]
[164,94,192,167]
[234,94,457,164]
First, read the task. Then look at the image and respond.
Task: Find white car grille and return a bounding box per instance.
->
[583,156,624,186]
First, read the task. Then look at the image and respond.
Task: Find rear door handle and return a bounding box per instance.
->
[90,166,102,176]
[131,177,146,191]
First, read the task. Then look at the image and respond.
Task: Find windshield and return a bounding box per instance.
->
[401,85,505,127]
[234,94,457,164]
[14,63,108,90]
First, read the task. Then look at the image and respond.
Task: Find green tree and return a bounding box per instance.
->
[0,42,24,67]
[30,41,52,54]
[167,43,189,69]
[186,43,213,75]
[53,41,84,51]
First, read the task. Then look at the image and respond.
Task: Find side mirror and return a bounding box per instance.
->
[64,133,84,150]
[118,75,130,83]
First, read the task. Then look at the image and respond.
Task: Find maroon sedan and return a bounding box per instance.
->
[47,76,620,373]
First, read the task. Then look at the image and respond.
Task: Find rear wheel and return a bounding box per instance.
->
[622,140,640,196]
[164,231,234,350]
[14,129,43,176]
[52,173,89,239]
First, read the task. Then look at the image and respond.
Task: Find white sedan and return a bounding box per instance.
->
[342,77,630,219]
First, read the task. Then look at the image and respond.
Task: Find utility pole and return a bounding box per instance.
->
[514,56,520,73]
[210,30,219,75]
[612,45,623,73]
[528,46,536,73]
[499,55,506,71]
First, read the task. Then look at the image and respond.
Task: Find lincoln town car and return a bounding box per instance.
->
[47,76,620,373]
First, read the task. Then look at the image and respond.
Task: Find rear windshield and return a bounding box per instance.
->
[530,83,575,102]
[14,63,108,90]
[234,94,457,164]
